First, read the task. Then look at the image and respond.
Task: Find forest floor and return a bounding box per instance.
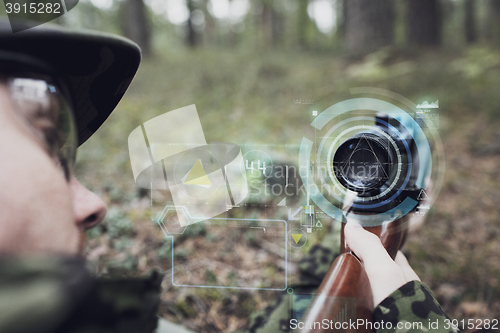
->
[78,44,500,332]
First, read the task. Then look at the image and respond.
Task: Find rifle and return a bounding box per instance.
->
[299,216,409,333]
[299,112,424,332]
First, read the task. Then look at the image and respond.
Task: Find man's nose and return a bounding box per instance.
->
[70,177,107,230]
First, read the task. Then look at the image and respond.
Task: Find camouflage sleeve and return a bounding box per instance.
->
[61,269,163,333]
[0,256,93,333]
[0,256,162,333]
[373,280,461,333]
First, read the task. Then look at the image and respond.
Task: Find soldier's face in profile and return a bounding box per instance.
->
[0,82,106,255]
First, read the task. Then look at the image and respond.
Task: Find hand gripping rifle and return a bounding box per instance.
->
[300,113,426,333]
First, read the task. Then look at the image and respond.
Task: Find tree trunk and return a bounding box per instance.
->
[122,0,151,56]
[259,0,283,47]
[407,0,441,46]
[271,9,284,47]
[487,0,500,45]
[464,0,476,43]
[186,0,198,47]
[297,0,310,48]
[201,0,216,45]
[344,0,395,57]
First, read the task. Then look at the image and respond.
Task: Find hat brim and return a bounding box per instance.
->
[0,20,141,146]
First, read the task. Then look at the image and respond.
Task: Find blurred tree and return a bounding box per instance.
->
[297,0,312,48]
[487,0,500,45]
[186,0,199,47]
[407,0,441,46]
[464,0,476,43]
[201,0,216,45]
[260,0,283,47]
[338,0,346,38]
[344,0,394,57]
[122,0,151,56]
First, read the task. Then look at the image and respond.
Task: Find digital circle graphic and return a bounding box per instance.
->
[298,97,442,227]
[320,121,403,204]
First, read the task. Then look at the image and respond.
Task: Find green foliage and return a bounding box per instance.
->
[243,230,259,247]
[104,207,134,239]
[60,0,122,35]
[179,222,206,240]
[173,248,192,261]
[205,269,217,284]
[175,298,197,318]
[157,242,172,259]
[86,224,103,239]
[205,232,218,243]
[346,48,416,81]
[226,271,237,287]
[112,238,134,251]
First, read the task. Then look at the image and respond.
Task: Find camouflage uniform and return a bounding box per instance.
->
[373,280,460,333]
[0,256,193,333]
[239,224,460,333]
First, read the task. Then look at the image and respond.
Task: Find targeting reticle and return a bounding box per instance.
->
[298,97,443,227]
[333,131,396,192]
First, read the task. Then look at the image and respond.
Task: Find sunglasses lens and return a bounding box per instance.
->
[8,77,77,179]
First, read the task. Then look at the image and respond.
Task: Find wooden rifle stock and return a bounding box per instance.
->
[300,218,408,333]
